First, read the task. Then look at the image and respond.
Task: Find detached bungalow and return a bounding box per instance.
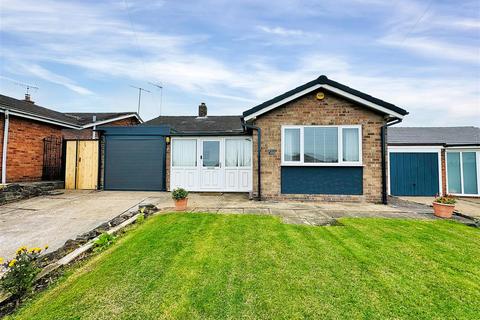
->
[100,76,408,203]
[388,127,480,197]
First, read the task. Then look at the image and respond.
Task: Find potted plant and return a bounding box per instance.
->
[172,188,189,211]
[432,195,456,218]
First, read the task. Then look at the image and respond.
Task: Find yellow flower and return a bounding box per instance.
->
[16,246,27,255]
[8,259,17,267]
[0,257,3,264]
[44,245,49,250]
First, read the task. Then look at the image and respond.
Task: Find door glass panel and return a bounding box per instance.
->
[203,141,220,167]
[447,152,462,193]
[462,152,478,194]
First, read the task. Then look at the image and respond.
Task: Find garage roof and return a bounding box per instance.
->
[388,127,480,147]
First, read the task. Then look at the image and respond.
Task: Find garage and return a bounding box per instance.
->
[389,148,441,196]
[101,126,169,191]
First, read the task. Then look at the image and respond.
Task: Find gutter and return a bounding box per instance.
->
[243,123,261,200]
[2,109,9,184]
[381,118,402,205]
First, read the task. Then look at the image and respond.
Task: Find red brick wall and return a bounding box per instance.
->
[0,114,63,182]
[62,116,139,140]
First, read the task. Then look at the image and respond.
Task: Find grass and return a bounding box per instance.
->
[8,213,480,319]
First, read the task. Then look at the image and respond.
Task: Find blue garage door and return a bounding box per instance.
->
[104,137,166,191]
[390,152,439,196]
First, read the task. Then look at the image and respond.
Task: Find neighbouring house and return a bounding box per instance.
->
[0,93,141,183]
[98,75,408,203]
[388,127,480,197]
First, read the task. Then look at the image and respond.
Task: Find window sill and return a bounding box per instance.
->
[281,163,364,167]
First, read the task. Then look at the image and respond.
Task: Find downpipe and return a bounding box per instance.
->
[2,109,9,185]
[243,123,261,200]
[381,118,402,204]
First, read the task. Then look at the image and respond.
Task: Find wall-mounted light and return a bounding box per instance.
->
[316,92,325,100]
[165,136,171,144]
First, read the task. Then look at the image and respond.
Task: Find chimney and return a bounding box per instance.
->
[24,93,34,104]
[198,102,207,117]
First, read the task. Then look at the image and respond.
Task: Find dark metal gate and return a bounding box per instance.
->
[42,136,63,180]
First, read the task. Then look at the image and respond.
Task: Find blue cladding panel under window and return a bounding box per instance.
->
[281,166,363,195]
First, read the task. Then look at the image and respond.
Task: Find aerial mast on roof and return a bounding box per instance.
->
[129,85,151,115]
[1,77,39,101]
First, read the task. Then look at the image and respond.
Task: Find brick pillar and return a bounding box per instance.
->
[441,149,447,195]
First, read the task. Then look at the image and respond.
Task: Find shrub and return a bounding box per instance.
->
[0,246,47,299]
[434,195,456,205]
[93,233,116,252]
[136,213,145,224]
[172,188,189,200]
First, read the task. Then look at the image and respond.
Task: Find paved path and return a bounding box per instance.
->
[0,191,163,260]
[151,193,439,226]
[399,196,480,219]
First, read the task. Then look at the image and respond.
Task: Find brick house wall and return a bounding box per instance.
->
[250,90,386,203]
[0,114,63,182]
[62,117,139,140]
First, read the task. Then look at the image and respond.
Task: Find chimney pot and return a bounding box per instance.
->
[198,102,207,117]
[24,93,34,104]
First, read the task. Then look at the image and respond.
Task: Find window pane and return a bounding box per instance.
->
[284,129,300,161]
[226,139,252,167]
[304,127,338,163]
[342,128,359,162]
[203,141,220,167]
[447,152,462,193]
[172,139,196,167]
[462,152,478,194]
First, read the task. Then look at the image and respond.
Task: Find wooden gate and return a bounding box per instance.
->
[65,140,99,190]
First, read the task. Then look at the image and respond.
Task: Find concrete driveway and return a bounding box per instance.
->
[0,190,163,260]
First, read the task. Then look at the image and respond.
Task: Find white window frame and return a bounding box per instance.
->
[281,125,362,166]
[445,149,480,197]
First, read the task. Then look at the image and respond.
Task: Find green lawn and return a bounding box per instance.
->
[9,213,480,319]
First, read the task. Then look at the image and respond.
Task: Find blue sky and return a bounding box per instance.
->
[1,0,479,125]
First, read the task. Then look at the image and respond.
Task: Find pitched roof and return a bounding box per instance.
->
[142,116,245,135]
[243,75,408,120]
[0,94,140,128]
[388,127,480,146]
[64,112,140,126]
[0,94,79,127]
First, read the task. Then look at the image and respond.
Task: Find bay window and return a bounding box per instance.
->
[282,125,362,166]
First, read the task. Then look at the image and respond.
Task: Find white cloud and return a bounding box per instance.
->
[379,35,480,64]
[258,26,305,36]
[18,64,93,95]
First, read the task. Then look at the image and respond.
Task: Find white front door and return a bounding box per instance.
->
[199,139,224,190]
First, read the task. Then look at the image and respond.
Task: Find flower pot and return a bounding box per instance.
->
[174,198,188,211]
[433,202,455,218]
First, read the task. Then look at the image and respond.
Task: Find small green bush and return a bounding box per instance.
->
[93,233,116,252]
[172,188,189,200]
[0,246,47,299]
[434,195,456,205]
[136,213,145,224]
